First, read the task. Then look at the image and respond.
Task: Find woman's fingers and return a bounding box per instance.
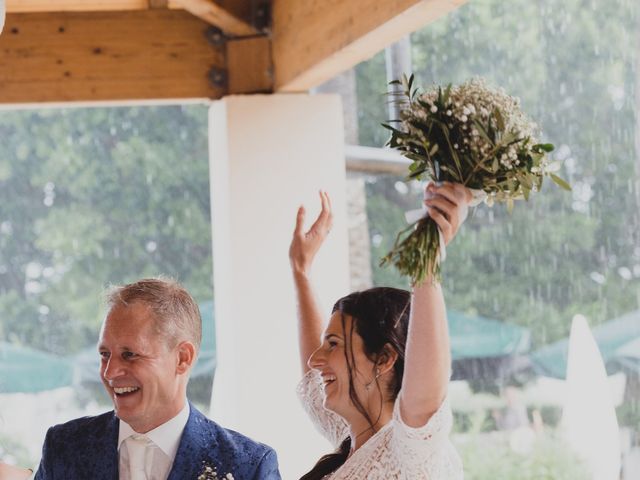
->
[428,207,453,243]
[424,182,473,245]
[425,196,456,220]
[309,190,333,236]
[294,205,306,236]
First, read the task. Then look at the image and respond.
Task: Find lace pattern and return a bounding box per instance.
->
[297,370,463,479]
[296,369,350,448]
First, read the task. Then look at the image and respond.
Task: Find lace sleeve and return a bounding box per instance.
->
[390,394,462,478]
[296,370,350,448]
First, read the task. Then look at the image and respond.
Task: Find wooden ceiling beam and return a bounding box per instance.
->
[173,0,259,37]
[0,10,225,104]
[272,0,468,92]
[7,0,259,37]
[6,0,151,12]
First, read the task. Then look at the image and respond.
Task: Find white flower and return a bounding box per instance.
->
[461,115,468,122]
[430,105,438,113]
[446,109,452,116]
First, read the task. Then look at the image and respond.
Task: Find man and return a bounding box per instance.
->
[34,278,280,480]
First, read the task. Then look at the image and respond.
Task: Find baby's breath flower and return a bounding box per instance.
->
[382,75,568,283]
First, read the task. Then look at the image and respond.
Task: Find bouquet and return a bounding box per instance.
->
[381,75,571,284]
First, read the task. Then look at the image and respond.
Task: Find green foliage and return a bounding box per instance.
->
[0,105,213,354]
[362,0,640,345]
[456,434,591,480]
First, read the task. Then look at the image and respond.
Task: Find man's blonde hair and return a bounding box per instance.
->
[106,277,202,351]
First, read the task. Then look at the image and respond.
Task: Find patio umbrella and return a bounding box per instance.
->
[531,309,640,379]
[0,341,73,393]
[448,310,532,384]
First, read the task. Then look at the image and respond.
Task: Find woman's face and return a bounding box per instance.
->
[307,311,378,420]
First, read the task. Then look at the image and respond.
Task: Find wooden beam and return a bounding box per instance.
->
[0,10,225,104]
[6,0,151,12]
[8,1,261,37]
[272,0,468,92]
[173,0,258,37]
[227,36,272,93]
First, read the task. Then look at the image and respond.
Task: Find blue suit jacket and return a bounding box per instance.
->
[34,403,281,480]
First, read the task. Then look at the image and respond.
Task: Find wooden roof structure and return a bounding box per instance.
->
[1,0,466,104]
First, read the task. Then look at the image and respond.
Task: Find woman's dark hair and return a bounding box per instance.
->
[300,287,411,480]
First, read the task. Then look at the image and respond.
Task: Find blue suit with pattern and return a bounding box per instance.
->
[34,403,281,480]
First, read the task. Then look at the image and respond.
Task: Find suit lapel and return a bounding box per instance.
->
[168,404,219,480]
[104,412,120,480]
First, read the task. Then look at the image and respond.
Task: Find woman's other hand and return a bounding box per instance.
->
[423,182,472,246]
[289,190,333,277]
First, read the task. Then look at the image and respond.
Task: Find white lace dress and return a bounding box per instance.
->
[297,370,463,479]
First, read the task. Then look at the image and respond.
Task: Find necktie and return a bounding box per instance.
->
[126,434,151,480]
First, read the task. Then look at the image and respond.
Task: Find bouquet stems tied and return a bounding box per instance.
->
[381,217,441,285]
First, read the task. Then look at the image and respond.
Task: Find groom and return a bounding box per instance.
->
[34,278,280,480]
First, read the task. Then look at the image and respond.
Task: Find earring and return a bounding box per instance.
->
[365,369,381,390]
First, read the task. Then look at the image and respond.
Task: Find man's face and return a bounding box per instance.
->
[98,302,185,433]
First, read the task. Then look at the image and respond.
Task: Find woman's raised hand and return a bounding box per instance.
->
[423,182,472,246]
[289,190,333,277]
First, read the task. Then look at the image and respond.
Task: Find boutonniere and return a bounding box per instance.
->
[197,461,234,480]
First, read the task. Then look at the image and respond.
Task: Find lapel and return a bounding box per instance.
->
[167,403,220,480]
[84,411,119,480]
[103,412,120,480]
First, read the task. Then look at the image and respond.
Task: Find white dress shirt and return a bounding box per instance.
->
[118,402,190,480]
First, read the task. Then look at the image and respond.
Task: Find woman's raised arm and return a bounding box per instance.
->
[400,182,471,427]
[289,191,333,374]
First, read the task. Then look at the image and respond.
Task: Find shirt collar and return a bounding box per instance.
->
[117,402,190,461]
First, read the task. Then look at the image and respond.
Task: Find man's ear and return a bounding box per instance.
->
[376,343,399,375]
[175,341,196,374]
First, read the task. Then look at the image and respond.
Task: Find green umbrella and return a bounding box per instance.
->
[0,342,73,393]
[449,310,531,360]
[531,309,640,379]
[192,300,216,378]
[447,310,531,383]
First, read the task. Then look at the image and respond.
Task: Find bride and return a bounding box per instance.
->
[289,183,469,479]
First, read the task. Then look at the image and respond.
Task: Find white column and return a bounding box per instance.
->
[208,94,350,478]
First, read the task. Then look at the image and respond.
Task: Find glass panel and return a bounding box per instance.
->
[0,105,214,466]
[345,0,639,478]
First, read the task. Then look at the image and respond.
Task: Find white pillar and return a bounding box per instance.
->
[208,94,350,478]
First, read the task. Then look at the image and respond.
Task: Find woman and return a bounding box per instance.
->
[289,183,469,479]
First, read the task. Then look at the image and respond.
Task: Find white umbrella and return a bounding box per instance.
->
[562,315,621,480]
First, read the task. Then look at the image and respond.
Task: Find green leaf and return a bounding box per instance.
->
[442,84,452,105]
[473,120,495,145]
[494,108,505,131]
[536,143,555,152]
[550,173,572,191]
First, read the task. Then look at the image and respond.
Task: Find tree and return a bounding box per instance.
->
[0,105,213,354]
[358,0,640,347]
